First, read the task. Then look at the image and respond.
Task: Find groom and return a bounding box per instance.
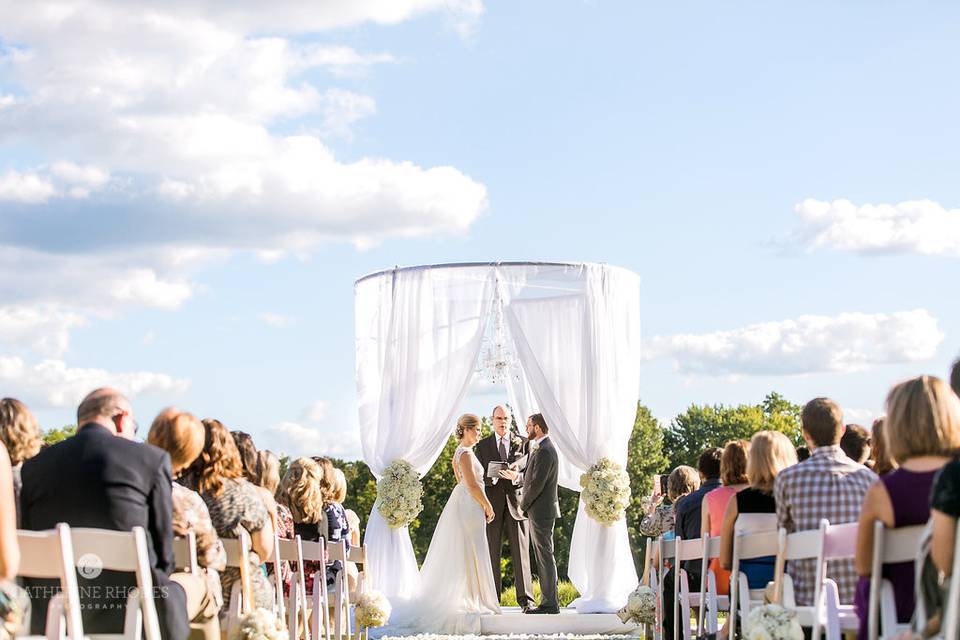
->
[475,405,535,611]
[509,413,560,614]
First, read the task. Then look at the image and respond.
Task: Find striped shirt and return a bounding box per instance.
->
[774,446,877,606]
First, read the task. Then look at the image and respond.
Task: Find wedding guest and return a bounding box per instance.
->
[639,467,699,538]
[841,424,871,464]
[279,457,325,594]
[317,457,352,589]
[20,388,189,639]
[330,467,359,593]
[192,419,275,613]
[720,431,797,588]
[0,398,42,524]
[257,450,294,538]
[775,398,876,607]
[652,465,700,640]
[930,358,960,574]
[148,409,226,640]
[702,440,750,596]
[672,448,722,598]
[853,376,960,639]
[0,442,26,637]
[869,418,897,476]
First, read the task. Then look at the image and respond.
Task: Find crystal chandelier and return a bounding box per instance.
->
[478,290,520,385]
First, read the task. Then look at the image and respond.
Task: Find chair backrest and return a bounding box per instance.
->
[676,537,703,563]
[17,523,84,639]
[173,531,199,574]
[868,522,926,640]
[822,521,859,561]
[222,530,253,615]
[270,534,286,622]
[70,526,162,640]
[299,537,326,563]
[346,544,366,566]
[943,525,960,640]
[327,539,348,565]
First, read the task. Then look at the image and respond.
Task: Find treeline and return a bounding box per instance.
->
[43,392,803,588]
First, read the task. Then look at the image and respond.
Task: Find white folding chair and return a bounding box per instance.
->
[655,537,677,640]
[300,538,332,640]
[811,520,859,640]
[70,526,162,640]
[867,522,926,640]
[943,524,960,640]
[728,514,778,635]
[773,524,823,630]
[222,531,254,639]
[673,537,703,640]
[269,533,287,626]
[277,536,311,640]
[172,531,199,575]
[326,540,351,640]
[346,544,369,638]
[696,534,729,638]
[17,523,84,640]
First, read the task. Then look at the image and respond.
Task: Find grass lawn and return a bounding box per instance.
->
[500,580,580,607]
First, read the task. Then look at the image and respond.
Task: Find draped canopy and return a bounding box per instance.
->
[354,262,642,613]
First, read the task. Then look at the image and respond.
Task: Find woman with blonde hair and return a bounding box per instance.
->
[720,431,798,587]
[147,409,225,640]
[0,398,42,522]
[853,376,960,639]
[279,458,325,595]
[329,468,361,593]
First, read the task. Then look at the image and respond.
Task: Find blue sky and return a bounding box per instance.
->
[1,1,958,459]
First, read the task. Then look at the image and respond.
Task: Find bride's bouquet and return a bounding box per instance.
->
[376,459,424,528]
[617,584,656,625]
[580,457,631,526]
[743,604,803,640]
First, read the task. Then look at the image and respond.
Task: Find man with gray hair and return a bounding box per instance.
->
[20,388,188,639]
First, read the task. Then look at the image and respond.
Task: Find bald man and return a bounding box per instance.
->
[20,388,188,639]
[474,405,534,610]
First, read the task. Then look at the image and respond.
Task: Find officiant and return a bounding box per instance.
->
[475,405,535,611]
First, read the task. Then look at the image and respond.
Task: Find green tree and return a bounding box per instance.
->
[42,425,76,446]
[663,392,803,470]
[625,402,670,569]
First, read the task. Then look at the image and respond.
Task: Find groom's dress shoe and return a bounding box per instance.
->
[526,606,560,614]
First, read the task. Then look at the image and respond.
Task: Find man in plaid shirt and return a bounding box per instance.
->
[774,398,877,606]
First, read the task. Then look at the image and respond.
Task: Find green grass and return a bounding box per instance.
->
[500,580,580,608]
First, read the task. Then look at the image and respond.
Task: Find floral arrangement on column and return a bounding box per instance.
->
[376,459,424,528]
[579,457,631,526]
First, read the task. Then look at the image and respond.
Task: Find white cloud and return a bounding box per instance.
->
[0,355,190,409]
[0,171,55,203]
[646,309,944,377]
[0,305,86,357]
[259,312,294,329]
[843,407,879,426]
[299,400,330,425]
[793,198,960,255]
[263,421,362,460]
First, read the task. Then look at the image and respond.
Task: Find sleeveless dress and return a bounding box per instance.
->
[735,488,777,589]
[854,468,939,640]
[705,485,744,595]
[379,446,501,635]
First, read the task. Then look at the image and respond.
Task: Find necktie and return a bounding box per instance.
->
[499,438,507,461]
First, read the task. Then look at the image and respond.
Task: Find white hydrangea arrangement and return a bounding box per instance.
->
[616,584,656,625]
[376,459,424,528]
[743,604,804,640]
[230,608,287,640]
[354,590,391,628]
[580,457,631,526]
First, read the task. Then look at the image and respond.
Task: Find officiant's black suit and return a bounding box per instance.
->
[19,423,189,639]
[475,432,535,608]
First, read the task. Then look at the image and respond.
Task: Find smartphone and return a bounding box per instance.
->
[658,474,669,494]
[652,474,661,495]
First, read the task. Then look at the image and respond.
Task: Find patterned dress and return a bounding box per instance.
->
[171,482,227,609]
[200,477,275,612]
[323,502,351,586]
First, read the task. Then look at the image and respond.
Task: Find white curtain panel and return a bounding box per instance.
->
[504,263,641,613]
[355,266,494,601]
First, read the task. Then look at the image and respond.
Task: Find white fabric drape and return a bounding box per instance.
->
[355,266,494,601]
[504,263,641,613]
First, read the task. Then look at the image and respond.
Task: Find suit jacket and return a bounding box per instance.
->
[519,436,561,521]
[475,433,528,521]
[20,423,188,639]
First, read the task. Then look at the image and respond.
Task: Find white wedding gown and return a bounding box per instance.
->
[381,446,501,635]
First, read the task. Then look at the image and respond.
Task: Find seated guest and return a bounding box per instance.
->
[0,443,26,636]
[232,432,292,539]
[775,398,876,607]
[869,418,897,476]
[279,457,325,594]
[257,450,294,538]
[841,424,871,464]
[640,467,699,538]
[720,431,797,588]
[148,409,227,640]
[702,440,750,596]
[319,458,351,590]
[0,398,42,524]
[20,388,189,639]
[331,469,361,546]
[853,375,960,639]
[191,419,275,613]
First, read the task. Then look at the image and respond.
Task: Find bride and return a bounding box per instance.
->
[383,413,502,634]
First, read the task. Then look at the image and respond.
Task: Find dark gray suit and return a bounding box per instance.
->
[519,436,561,610]
[475,433,534,607]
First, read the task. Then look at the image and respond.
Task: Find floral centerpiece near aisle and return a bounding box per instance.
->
[580,457,631,526]
[376,459,424,528]
[743,604,803,640]
[230,608,286,640]
[354,589,391,629]
[617,584,656,626]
